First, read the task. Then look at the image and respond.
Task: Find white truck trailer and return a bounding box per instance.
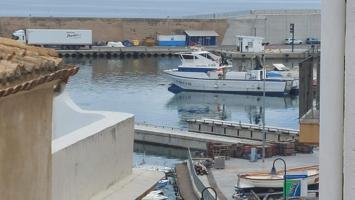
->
[12,29,92,49]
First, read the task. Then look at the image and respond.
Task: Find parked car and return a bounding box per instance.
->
[284,38,303,45]
[306,37,321,44]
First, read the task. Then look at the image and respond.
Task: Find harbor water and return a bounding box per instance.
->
[64,56,300,130]
[63,56,301,198]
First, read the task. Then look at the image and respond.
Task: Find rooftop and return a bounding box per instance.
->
[185,30,219,37]
[0,37,78,97]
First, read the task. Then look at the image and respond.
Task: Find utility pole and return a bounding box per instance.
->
[290,23,295,52]
[262,55,266,163]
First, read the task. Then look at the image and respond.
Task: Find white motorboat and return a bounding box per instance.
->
[269,63,299,92]
[164,50,294,96]
[236,165,319,189]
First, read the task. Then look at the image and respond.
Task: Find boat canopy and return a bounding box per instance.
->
[273,63,290,71]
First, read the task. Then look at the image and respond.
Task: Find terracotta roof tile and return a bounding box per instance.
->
[0,37,78,96]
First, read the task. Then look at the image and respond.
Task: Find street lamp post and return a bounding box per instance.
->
[201,186,217,200]
[270,158,287,200]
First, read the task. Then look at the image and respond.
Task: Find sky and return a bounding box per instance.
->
[0,0,320,18]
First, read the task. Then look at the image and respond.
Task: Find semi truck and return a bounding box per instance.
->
[12,29,92,49]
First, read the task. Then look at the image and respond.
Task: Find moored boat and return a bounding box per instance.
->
[164,49,294,96]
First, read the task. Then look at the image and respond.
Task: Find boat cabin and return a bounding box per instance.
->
[177,50,222,72]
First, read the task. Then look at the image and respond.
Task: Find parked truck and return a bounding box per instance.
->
[12,29,92,50]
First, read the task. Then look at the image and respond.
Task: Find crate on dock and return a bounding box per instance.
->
[231,144,244,158]
[273,142,296,156]
[206,142,232,159]
[295,143,314,153]
[256,145,274,158]
[271,143,279,156]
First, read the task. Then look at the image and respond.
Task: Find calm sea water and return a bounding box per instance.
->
[64,57,300,130]
[0,0,320,18]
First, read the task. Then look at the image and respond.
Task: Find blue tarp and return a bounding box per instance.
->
[158,41,186,46]
[266,71,283,78]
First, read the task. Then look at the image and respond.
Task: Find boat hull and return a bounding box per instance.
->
[165,71,293,96]
[240,174,319,188]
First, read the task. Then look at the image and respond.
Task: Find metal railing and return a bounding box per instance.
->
[187,148,217,200]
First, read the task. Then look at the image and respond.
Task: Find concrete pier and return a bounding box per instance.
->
[212,151,319,199]
[134,123,261,150]
[90,168,164,200]
[57,46,312,59]
[187,119,298,142]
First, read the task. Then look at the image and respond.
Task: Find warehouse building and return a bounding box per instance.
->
[185,30,219,46]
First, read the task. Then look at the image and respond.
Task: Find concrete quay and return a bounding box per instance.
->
[134,123,262,150]
[211,151,319,200]
[187,118,299,143]
[56,46,312,59]
[90,168,164,200]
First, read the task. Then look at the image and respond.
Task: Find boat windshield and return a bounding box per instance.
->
[181,54,198,60]
[199,53,219,62]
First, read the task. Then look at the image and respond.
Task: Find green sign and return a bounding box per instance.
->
[284,179,302,198]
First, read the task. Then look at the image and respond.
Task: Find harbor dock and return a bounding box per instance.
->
[134,123,262,150]
[56,46,313,59]
[187,118,299,142]
[211,151,319,199]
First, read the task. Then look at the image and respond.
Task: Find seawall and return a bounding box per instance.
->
[0,10,321,46]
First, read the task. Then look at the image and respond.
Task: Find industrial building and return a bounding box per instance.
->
[185,30,219,46]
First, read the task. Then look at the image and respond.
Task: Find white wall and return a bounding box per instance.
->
[344,0,355,199]
[237,37,264,53]
[319,0,345,200]
[52,93,134,200]
[222,11,320,45]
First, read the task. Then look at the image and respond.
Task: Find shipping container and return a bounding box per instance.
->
[157,35,186,46]
[12,29,92,49]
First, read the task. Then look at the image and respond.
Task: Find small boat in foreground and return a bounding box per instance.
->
[164,49,294,96]
[236,165,319,189]
[142,190,168,200]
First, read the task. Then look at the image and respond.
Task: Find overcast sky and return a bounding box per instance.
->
[0,0,320,18]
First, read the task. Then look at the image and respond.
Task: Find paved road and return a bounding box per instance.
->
[176,163,199,200]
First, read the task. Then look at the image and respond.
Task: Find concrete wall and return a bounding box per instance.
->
[0,10,320,46]
[0,17,228,45]
[344,0,355,199]
[0,83,54,200]
[222,11,321,45]
[52,94,134,200]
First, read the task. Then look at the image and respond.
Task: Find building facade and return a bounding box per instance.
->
[0,37,78,200]
[185,30,219,46]
[236,35,264,53]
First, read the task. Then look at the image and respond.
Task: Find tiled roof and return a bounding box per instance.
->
[0,37,78,97]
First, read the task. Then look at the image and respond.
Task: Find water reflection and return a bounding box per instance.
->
[166,91,298,128]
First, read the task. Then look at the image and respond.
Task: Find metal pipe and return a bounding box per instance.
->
[201,186,217,200]
[270,158,287,200]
